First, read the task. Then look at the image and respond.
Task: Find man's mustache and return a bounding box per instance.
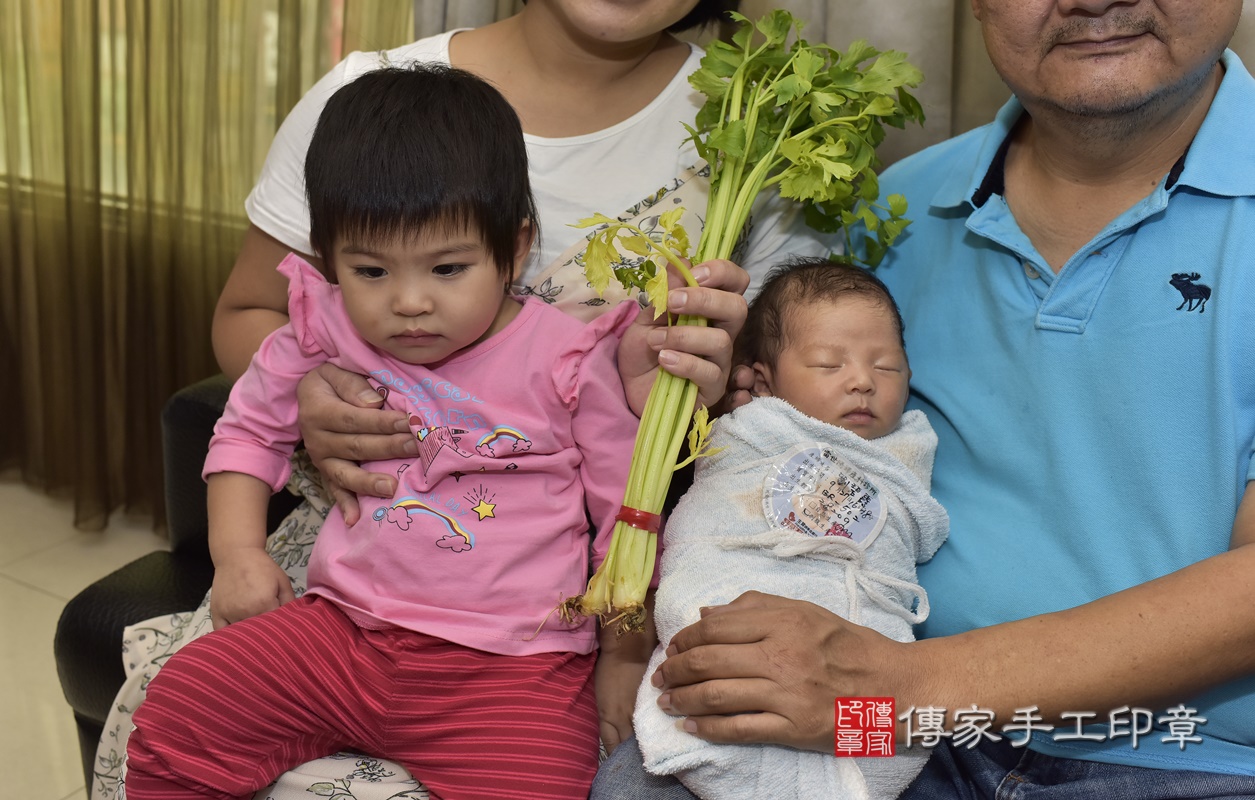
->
[1043,12,1164,54]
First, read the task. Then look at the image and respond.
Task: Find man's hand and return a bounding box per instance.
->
[618,260,749,416]
[296,363,418,523]
[209,547,295,630]
[651,591,918,752]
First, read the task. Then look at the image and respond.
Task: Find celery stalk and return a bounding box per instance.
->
[563,10,925,635]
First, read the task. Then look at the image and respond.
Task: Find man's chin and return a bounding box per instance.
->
[1027,61,1220,124]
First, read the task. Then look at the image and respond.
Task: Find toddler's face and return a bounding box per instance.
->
[754,295,909,439]
[331,224,525,365]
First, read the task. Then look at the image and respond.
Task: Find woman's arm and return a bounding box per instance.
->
[292,259,751,510]
[214,240,747,508]
[211,49,358,380]
[652,483,1255,751]
[212,225,414,518]
[212,225,301,382]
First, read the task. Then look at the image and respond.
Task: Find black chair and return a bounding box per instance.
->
[53,375,301,789]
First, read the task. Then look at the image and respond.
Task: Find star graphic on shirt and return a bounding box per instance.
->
[450,471,466,482]
[471,499,497,521]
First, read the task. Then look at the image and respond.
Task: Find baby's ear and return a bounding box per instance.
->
[751,362,774,398]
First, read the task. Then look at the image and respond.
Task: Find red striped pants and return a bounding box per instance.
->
[126,594,599,800]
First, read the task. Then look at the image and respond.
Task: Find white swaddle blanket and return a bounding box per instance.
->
[635,398,949,800]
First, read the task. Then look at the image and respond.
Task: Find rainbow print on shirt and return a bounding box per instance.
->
[372,497,475,553]
[475,426,532,458]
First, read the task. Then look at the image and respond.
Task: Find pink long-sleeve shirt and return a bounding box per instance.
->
[205,254,639,655]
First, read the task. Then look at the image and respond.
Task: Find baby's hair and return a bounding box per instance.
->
[304,63,539,282]
[739,256,906,368]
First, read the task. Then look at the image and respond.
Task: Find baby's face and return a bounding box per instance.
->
[755,295,909,439]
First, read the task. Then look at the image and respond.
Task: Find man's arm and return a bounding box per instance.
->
[653,482,1255,750]
[1230,480,1255,550]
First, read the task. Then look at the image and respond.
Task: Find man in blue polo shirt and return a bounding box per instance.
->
[621,1,1255,797]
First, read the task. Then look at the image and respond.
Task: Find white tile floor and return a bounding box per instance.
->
[0,480,169,800]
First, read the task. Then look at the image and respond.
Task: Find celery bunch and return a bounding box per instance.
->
[562,10,924,635]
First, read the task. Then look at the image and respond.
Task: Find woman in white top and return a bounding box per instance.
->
[212,0,834,528]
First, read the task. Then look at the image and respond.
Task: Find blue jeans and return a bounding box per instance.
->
[592,737,697,800]
[591,736,1255,799]
[903,737,1255,800]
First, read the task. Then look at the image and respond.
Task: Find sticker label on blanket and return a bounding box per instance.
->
[763,444,886,545]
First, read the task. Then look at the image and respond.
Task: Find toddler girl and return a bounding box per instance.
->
[126,64,644,800]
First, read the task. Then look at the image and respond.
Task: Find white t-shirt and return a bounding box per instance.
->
[245,30,836,299]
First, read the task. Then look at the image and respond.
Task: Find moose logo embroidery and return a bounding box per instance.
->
[1169,272,1211,313]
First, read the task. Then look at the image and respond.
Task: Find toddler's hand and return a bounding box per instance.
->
[209,547,295,629]
[596,617,657,755]
[596,649,649,755]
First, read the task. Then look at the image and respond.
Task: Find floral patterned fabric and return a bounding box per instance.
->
[94,455,421,800]
[514,163,727,322]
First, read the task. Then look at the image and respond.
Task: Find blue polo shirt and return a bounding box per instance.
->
[876,50,1255,774]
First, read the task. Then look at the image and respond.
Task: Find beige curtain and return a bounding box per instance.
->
[0,0,415,530]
